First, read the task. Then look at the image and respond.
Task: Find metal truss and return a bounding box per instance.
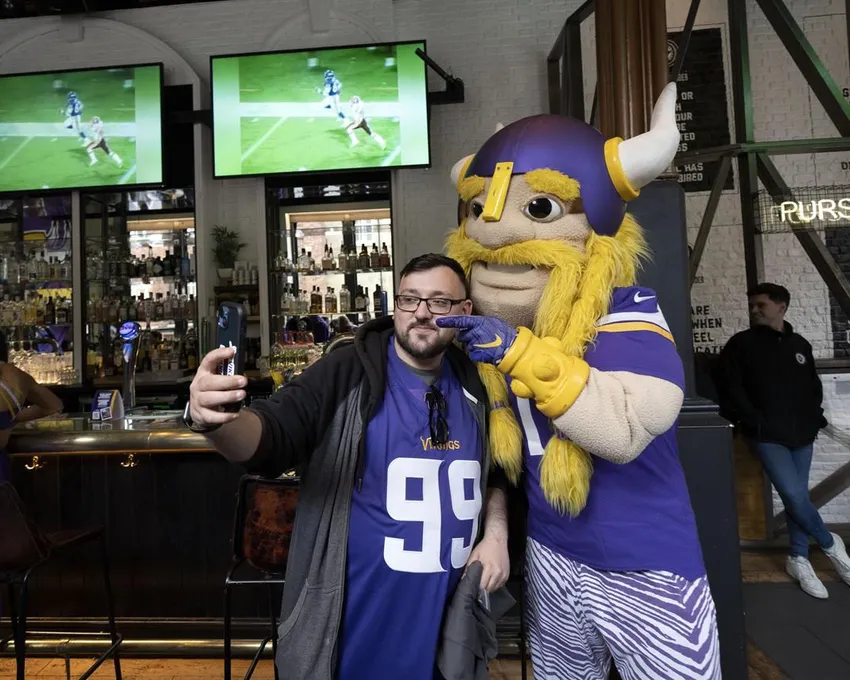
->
[549,0,850,313]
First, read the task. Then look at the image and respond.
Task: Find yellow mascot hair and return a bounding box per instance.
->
[447,212,648,516]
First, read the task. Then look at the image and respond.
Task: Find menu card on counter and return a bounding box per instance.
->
[91,390,124,421]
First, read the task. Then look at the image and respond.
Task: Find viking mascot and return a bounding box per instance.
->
[438,83,721,679]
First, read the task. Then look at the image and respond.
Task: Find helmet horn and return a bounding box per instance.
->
[607,82,680,199]
[450,154,475,189]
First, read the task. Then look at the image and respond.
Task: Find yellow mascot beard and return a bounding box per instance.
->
[446,214,648,516]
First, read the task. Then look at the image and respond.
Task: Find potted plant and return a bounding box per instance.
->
[212,225,246,282]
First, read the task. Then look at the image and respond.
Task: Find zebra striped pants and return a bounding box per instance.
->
[525,538,721,680]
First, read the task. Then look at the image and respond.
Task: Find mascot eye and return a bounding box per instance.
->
[523,197,563,221]
[469,201,484,219]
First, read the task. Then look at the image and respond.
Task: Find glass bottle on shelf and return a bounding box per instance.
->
[380,243,391,268]
[321,246,333,271]
[373,286,383,317]
[363,287,370,313]
[354,286,364,312]
[325,287,336,314]
[370,244,380,269]
[339,285,351,313]
[338,248,348,271]
[358,245,370,270]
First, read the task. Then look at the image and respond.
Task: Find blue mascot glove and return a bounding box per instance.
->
[436,315,518,365]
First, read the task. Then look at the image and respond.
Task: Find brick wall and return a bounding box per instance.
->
[0,0,847,522]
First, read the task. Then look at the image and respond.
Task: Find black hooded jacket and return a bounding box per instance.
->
[714,321,827,448]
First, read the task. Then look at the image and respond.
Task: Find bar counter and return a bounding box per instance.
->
[10,412,212,457]
[5,410,277,646]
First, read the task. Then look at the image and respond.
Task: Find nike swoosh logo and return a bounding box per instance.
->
[474,335,503,349]
[634,292,655,303]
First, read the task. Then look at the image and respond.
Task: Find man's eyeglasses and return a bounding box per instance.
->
[425,385,449,446]
[395,295,465,315]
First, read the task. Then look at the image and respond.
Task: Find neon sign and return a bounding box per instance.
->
[776,198,850,224]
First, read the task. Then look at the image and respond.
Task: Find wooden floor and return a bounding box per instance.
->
[1,657,529,679]
[3,545,846,679]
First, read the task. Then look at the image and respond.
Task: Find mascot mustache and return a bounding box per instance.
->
[446,216,648,516]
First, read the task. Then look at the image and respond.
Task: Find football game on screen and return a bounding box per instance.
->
[0,64,163,193]
[212,42,430,176]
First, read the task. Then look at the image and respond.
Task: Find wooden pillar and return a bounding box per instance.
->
[596,0,669,139]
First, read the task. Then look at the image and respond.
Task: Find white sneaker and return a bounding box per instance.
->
[823,533,850,586]
[786,556,829,599]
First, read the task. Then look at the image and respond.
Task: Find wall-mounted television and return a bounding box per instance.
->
[211,41,430,178]
[0,63,164,195]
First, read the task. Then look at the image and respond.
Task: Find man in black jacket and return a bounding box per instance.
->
[185,253,509,680]
[715,282,850,599]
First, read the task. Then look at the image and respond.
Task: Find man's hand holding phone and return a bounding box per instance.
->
[188,347,248,428]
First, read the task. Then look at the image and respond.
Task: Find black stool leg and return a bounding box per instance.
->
[6,584,19,649]
[519,576,528,680]
[268,583,279,680]
[224,568,235,680]
[99,534,122,680]
[15,575,30,680]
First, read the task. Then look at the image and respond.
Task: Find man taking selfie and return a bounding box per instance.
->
[185,253,510,680]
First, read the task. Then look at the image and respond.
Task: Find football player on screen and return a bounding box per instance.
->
[317,69,348,125]
[85,117,123,168]
[61,92,88,145]
[345,96,386,150]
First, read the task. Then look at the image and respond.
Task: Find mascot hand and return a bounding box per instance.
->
[436,315,517,365]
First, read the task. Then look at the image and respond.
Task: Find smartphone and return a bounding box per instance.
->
[216,302,247,412]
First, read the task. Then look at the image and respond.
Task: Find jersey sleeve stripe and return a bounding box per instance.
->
[596,321,675,344]
[596,309,671,332]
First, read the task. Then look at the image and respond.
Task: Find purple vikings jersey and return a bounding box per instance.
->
[514,286,706,580]
[336,337,484,680]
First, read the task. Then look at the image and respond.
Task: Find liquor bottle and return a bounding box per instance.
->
[155,294,164,321]
[380,243,391,268]
[358,245,370,270]
[354,286,365,312]
[370,244,380,269]
[339,285,351,312]
[56,297,67,324]
[118,296,128,322]
[337,248,347,271]
[321,245,333,271]
[325,287,336,314]
[136,295,146,322]
[163,292,173,319]
[373,285,383,317]
[105,296,116,324]
[45,297,55,325]
[163,250,174,276]
[363,287,370,313]
[327,247,336,269]
[298,248,308,271]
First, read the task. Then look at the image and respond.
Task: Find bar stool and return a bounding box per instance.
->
[0,481,122,680]
[223,473,299,680]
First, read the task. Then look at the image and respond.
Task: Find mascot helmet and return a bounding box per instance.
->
[451,82,680,236]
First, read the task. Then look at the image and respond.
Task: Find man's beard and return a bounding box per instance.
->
[396,322,453,360]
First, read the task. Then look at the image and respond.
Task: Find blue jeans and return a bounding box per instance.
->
[755,442,834,557]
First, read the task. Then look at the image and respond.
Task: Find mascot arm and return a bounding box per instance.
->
[550,369,683,463]
[498,326,683,463]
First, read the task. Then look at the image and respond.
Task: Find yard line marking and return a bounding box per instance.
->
[118,164,137,185]
[0,136,33,172]
[381,145,401,166]
[241,117,287,164]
